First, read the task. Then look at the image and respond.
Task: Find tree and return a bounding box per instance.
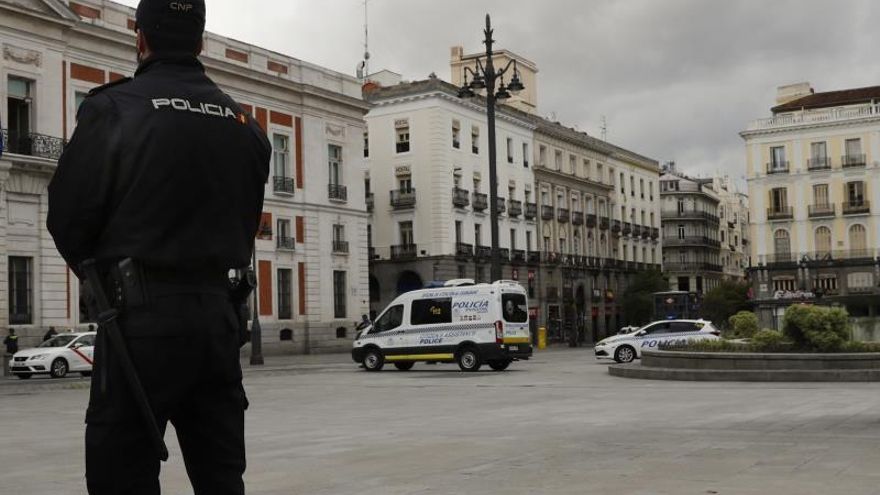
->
[699,281,751,329]
[621,270,668,327]
[783,304,850,352]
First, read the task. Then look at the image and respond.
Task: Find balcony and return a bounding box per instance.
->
[390,244,417,260]
[390,188,417,210]
[651,227,660,239]
[767,207,794,220]
[328,184,348,202]
[663,262,724,273]
[1,130,66,160]
[800,249,878,264]
[611,220,621,233]
[661,210,721,224]
[842,154,866,168]
[455,242,474,259]
[273,176,295,194]
[524,202,538,220]
[585,214,597,228]
[396,142,410,153]
[527,251,541,264]
[747,104,880,131]
[807,156,831,171]
[766,162,790,175]
[332,240,350,254]
[843,201,870,215]
[632,225,642,238]
[571,211,584,226]
[475,245,492,260]
[496,248,510,262]
[452,187,470,208]
[473,193,488,212]
[541,205,555,221]
[366,193,374,212]
[511,249,526,264]
[502,199,521,218]
[808,204,835,218]
[599,217,609,230]
[543,252,560,265]
[277,237,296,251]
[663,236,722,248]
[763,253,797,267]
[495,197,507,214]
[557,208,570,223]
[641,226,652,239]
[622,223,632,236]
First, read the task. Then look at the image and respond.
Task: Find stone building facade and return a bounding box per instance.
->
[0,0,369,353]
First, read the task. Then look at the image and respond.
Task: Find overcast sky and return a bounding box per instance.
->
[119,0,880,186]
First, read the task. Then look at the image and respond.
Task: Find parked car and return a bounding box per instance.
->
[595,320,720,363]
[8,332,96,379]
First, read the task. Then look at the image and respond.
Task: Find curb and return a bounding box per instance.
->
[608,363,880,382]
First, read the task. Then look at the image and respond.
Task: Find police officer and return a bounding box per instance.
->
[47,1,270,494]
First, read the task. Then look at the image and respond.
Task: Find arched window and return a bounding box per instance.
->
[815,227,832,256]
[849,224,867,253]
[774,229,791,262]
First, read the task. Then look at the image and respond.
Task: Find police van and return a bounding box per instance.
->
[352,280,532,371]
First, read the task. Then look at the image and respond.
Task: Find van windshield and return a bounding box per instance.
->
[502,293,528,323]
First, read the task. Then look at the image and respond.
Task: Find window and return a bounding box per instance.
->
[554,150,563,170]
[538,145,547,166]
[411,298,452,325]
[649,181,654,200]
[639,179,645,199]
[333,271,347,318]
[455,221,462,244]
[371,304,403,333]
[630,176,635,197]
[815,227,832,255]
[471,126,479,154]
[273,134,290,178]
[363,132,369,158]
[810,141,826,162]
[396,122,410,153]
[9,256,32,325]
[849,224,867,252]
[569,155,576,174]
[773,278,796,292]
[770,146,786,170]
[277,269,292,320]
[510,229,516,250]
[523,143,530,168]
[583,159,591,179]
[526,231,532,252]
[813,184,829,206]
[678,225,685,239]
[846,181,866,205]
[399,177,412,192]
[452,120,461,149]
[399,221,414,245]
[333,224,345,242]
[506,137,514,163]
[774,229,791,259]
[474,224,483,246]
[620,172,625,194]
[7,77,33,151]
[502,293,528,323]
[845,138,862,158]
[277,219,292,244]
[328,144,342,186]
[770,188,788,210]
[596,164,604,184]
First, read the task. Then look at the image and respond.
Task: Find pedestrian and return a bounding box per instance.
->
[3,328,18,355]
[43,326,58,342]
[46,1,269,493]
[356,314,371,331]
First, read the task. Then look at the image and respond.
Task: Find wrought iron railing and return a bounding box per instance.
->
[328,183,348,201]
[390,188,417,209]
[1,130,65,160]
[273,176,295,194]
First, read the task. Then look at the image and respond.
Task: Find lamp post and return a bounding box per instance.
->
[250,249,264,365]
[456,14,525,282]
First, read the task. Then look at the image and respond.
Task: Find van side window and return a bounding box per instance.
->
[371,305,404,334]
[411,298,452,325]
[502,293,528,323]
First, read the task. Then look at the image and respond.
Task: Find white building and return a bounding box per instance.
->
[0,0,369,353]
[364,76,537,311]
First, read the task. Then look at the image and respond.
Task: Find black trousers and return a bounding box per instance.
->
[85,289,248,495]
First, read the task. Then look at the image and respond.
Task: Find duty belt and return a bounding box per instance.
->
[106,258,230,309]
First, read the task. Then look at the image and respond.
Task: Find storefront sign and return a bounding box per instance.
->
[773,290,815,300]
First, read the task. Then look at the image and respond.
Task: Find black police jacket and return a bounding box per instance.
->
[48,54,270,274]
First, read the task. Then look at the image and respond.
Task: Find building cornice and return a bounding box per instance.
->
[741,115,880,139]
[534,166,613,193]
[370,89,537,130]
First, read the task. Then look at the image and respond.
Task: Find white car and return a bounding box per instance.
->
[595,320,720,363]
[8,332,97,379]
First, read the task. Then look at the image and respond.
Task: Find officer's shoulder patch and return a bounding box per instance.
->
[87,77,132,97]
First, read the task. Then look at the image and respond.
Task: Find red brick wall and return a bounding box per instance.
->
[70,63,105,85]
[258,260,273,316]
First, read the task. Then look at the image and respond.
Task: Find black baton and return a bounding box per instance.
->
[80,259,169,462]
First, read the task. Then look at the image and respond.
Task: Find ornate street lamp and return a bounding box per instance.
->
[456,14,526,282]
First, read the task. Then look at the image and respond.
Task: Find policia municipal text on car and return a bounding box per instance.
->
[46,1,271,494]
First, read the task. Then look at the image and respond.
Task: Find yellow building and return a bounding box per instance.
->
[741,82,880,336]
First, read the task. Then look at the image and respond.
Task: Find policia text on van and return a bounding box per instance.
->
[352,281,532,371]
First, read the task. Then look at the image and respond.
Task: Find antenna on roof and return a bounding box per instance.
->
[600,115,607,141]
[361,0,371,81]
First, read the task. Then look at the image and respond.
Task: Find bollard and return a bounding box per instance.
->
[538,327,547,350]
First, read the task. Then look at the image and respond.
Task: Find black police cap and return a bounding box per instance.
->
[136,0,206,50]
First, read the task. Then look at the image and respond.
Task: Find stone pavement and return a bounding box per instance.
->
[2,347,880,494]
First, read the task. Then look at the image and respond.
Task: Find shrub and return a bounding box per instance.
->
[783,305,850,352]
[750,329,788,352]
[841,341,880,353]
[728,311,759,339]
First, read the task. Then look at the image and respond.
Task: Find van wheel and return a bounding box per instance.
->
[614,345,636,364]
[457,347,482,372]
[362,349,384,371]
[489,359,511,371]
[393,362,414,371]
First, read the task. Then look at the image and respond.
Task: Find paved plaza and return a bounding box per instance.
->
[2,348,880,494]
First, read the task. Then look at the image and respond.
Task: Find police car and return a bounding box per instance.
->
[594,320,720,363]
[353,280,532,371]
[8,332,96,379]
